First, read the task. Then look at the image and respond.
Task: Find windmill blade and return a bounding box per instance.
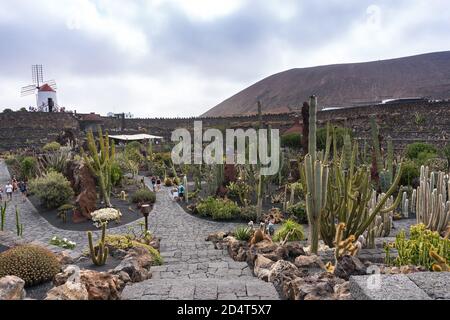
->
[21,85,37,96]
[32,64,43,86]
[44,79,57,90]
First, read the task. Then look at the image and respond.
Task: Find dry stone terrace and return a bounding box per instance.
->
[0,159,280,300]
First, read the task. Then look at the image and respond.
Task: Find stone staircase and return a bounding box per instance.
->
[121,240,280,300]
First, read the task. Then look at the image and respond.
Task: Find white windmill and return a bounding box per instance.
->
[21,65,58,112]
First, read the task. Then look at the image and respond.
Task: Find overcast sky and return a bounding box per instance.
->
[1,0,449,117]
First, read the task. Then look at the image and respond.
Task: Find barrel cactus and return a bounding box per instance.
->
[0,245,61,287]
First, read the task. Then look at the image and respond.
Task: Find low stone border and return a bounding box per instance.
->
[350,272,450,300]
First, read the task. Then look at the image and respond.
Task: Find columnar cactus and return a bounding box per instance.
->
[0,202,6,231]
[15,206,23,237]
[320,153,403,247]
[365,191,400,248]
[304,95,329,254]
[402,191,409,218]
[81,127,115,207]
[183,175,189,202]
[308,96,317,161]
[305,154,329,254]
[411,189,417,215]
[414,166,450,234]
[256,171,263,222]
[370,116,383,174]
[87,223,109,266]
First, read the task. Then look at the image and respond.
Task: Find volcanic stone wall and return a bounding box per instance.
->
[1,100,449,152]
[0,112,80,151]
[317,101,450,151]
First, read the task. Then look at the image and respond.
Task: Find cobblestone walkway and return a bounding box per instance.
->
[0,160,280,300]
[121,188,280,300]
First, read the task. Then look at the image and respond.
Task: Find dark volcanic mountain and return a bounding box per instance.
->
[202,51,450,117]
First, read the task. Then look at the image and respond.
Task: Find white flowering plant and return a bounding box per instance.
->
[50,236,76,249]
[91,208,122,227]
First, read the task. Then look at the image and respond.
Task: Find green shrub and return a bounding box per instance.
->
[399,160,420,187]
[115,153,139,176]
[196,196,240,220]
[4,155,19,167]
[20,156,37,179]
[227,181,251,205]
[104,234,163,265]
[125,141,142,152]
[29,171,74,208]
[0,245,61,287]
[405,142,437,160]
[43,141,61,153]
[125,142,144,165]
[110,162,123,186]
[239,205,257,221]
[442,143,450,169]
[273,219,305,242]
[131,188,156,204]
[148,161,165,177]
[415,151,438,166]
[153,152,172,166]
[317,126,351,151]
[286,202,308,223]
[386,224,449,270]
[234,226,253,241]
[281,133,301,149]
[164,178,173,186]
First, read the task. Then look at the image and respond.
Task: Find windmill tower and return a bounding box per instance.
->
[21,65,58,112]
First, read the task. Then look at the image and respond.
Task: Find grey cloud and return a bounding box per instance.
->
[0,0,449,117]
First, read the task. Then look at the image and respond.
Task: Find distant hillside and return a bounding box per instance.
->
[202,51,450,117]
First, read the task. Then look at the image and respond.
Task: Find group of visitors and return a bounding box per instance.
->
[0,176,27,202]
[171,183,185,202]
[150,176,162,192]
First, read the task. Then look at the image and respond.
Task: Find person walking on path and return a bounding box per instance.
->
[151,176,156,192]
[5,181,13,201]
[178,183,185,201]
[19,180,28,202]
[12,176,18,193]
[156,176,161,192]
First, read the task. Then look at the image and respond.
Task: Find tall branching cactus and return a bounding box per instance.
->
[304,96,329,254]
[365,191,401,248]
[320,122,403,247]
[81,127,115,207]
[370,117,395,192]
[87,223,108,266]
[305,154,329,254]
[414,166,450,234]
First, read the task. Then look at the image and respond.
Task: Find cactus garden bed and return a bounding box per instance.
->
[178,181,296,223]
[28,183,154,232]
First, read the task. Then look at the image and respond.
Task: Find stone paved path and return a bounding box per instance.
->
[0,160,280,300]
[121,183,280,300]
